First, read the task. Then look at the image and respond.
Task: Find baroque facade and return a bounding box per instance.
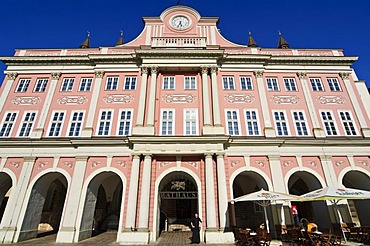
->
[0,5,369,244]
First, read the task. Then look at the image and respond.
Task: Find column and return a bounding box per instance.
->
[319,155,336,186]
[210,67,221,126]
[201,66,211,126]
[124,155,141,229]
[81,70,105,137]
[0,157,35,243]
[31,72,61,138]
[268,155,285,193]
[138,155,152,230]
[254,70,275,137]
[340,72,370,137]
[216,154,228,229]
[133,67,149,128]
[0,73,18,113]
[297,72,325,138]
[205,154,217,229]
[146,66,158,134]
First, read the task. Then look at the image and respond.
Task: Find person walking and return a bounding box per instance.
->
[190,213,202,244]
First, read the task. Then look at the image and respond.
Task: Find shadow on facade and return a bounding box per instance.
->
[0,173,12,225]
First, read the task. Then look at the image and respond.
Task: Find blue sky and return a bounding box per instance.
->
[1,0,370,87]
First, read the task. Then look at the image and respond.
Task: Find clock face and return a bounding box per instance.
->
[171,16,190,30]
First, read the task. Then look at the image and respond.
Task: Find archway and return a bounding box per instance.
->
[18,172,67,242]
[342,170,370,226]
[288,171,330,229]
[158,171,198,235]
[0,172,12,224]
[232,171,269,229]
[78,172,123,241]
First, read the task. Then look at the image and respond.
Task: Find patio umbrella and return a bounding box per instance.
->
[232,189,299,233]
[299,186,370,243]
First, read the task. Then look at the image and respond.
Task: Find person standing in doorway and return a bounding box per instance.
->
[190,213,202,244]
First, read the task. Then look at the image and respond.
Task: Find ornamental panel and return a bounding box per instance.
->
[58,96,87,105]
[224,94,254,104]
[11,96,41,105]
[162,94,195,103]
[103,94,133,104]
[317,96,345,104]
[271,95,299,104]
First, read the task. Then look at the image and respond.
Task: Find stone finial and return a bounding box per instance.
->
[247,31,259,47]
[278,31,289,49]
[115,31,124,46]
[296,72,307,79]
[51,72,62,80]
[200,66,209,74]
[80,31,91,49]
[7,72,18,80]
[253,70,264,78]
[95,70,105,78]
[339,72,351,80]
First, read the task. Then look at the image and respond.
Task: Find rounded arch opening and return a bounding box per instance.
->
[0,172,13,224]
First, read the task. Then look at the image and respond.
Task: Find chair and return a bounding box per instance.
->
[233,227,242,243]
[286,228,303,246]
[301,230,320,246]
[239,229,255,246]
[276,224,288,242]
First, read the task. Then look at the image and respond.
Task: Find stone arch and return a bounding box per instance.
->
[0,172,13,224]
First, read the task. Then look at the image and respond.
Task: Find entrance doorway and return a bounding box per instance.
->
[158,171,198,234]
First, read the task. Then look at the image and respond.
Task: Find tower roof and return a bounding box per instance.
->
[115,31,124,46]
[79,32,91,49]
[278,31,289,49]
[247,31,258,47]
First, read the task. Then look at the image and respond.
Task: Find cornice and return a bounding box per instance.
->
[267,56,358,66]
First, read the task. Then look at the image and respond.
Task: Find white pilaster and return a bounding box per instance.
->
[0,73,18,113]
[31,72,61,138]
[138,155,152,231]
[340,72,370,137]
[205,154,216,229]
[201,66,211,127]
[81,70,105,137]
[254,71,275,137]
[209,67,224,135]
[320,155,336,186]
[0,157,35,243]
[125,155,140,229]
[57,157,88,243]
[216,154,228,229]
[297,72,325,138]
[145,67,158,135]
[268,156,286,193]
[132,67,149,135]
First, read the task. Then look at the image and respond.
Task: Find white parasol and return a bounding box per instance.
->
[232,189,299,233]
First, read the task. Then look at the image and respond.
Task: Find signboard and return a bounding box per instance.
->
[160,191,197,199]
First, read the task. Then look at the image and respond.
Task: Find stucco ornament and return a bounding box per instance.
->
[38,161,50,170]
[230,160,240,167]
[51,72,62,80]
[357,160,368,167]
[224,94,254,104]
[339,72,351,80]
[9,162,20,169]
[116,161,126,167]
[282,161,293,168]
[58,96,87,105]
[95,70,105,78]
[317,96,345,104]
[271,95,299,104]
[103,94,133,104]
[253,70,264,78]
[163,94,195,103]
[296,72,307,79]
[255,160,266,168]
[334,160,345,167]
[186,161,199,169]
[158,161,172,169]
[7,72,18,80]
[91,161,102,168]
[307,160,317,168]
[63,161,73,169]
[12,96,41,105]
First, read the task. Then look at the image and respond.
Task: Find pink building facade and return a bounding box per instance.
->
[0,5,369,244]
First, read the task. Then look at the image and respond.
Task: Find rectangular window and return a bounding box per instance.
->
[284,78,297,91]
[124,77,137,90]
[97,110,113,136]
[68,111,84,137]
[34,79,48,92]
[0,112,17,137]
[266,78,279,91]
[16,79,31,92]
[310,78,324,91]
[292,111,309,136]
[48,112,65,137]
[327,78,341,91]
[60,78,75,92]
[321,111,338,136]
[245,110,259,135]
[240,77,253,90]
[161,110,174,135]
[339,111,357,136]
[223,76,235,90]
[274,111,289,136]
[184,109,198,135]
[18,112,36,137]
[226,110,240,135]
[79,78,93,91]
[184,76,196,90]
[118,110,132,136]
[163,76,175,90]
[105,77,119,90]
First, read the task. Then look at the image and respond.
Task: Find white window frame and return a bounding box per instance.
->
[327,78,342,92]
[283,78,297,91]
[60,78,75,92]
[105,76,119,90]
[183,109,198,135]
[266,78,280,91]
[240,76,253,90]
[222,76,235,90]
[184,76,196,90]
[124,77,137,90]
[34,78,48,92]
[320,110,339,136]
[310,78,324,91]
[160,109,175,136]
[0,111,18,137]
[225,109,241,136]
[15,79,31,92]
[273,110,290,136]
[17,111,37,137]
[67,110,85,137]
[244,109,260,136]
[79,78,93,91]
[338,110,358,136]
[163,76,175,90]
[291,110,310,136]
[96,110,114,136]
[117,109,133,136]
[47,111,66,137]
